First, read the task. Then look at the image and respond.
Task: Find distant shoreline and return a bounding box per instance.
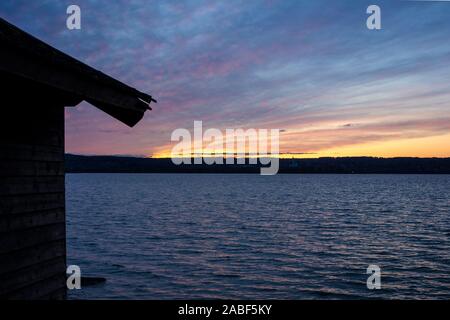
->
[65,154,450,174]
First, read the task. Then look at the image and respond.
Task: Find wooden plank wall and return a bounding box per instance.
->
[0,79,67,299]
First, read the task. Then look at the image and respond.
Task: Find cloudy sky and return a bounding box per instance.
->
[1,0,450,157]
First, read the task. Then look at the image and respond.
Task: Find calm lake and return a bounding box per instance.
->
[66,174,450,299]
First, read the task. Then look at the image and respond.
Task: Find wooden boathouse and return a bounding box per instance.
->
[0,18,155,299]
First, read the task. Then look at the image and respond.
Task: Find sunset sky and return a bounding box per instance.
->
[1,0,450,158]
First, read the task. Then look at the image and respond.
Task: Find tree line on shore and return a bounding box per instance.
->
[65,154,450,174]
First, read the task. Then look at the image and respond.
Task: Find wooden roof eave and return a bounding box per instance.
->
[0,18,155,127]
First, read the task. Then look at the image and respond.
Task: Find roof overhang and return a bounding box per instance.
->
[0,18,156,127]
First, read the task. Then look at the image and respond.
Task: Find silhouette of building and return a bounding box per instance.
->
[0,18,155,299]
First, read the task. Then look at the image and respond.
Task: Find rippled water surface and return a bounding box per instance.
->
[66,174,450,299]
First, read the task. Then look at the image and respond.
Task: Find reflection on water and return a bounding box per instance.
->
[66,174,450,299]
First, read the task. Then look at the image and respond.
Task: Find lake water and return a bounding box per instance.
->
[66,174,450,299]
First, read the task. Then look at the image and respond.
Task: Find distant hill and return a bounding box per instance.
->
[65,154,450,174]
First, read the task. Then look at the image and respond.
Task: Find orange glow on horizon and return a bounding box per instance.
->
[149,133,450,159]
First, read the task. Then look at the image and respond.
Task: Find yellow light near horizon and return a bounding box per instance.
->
[150,133,450,159]
[308,133,450,158]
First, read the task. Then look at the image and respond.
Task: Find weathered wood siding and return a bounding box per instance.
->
[0,72,67,299]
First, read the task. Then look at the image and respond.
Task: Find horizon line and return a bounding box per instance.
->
[66,153,450,160]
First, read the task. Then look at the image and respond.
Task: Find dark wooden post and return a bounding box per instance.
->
[0,73,68,299]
